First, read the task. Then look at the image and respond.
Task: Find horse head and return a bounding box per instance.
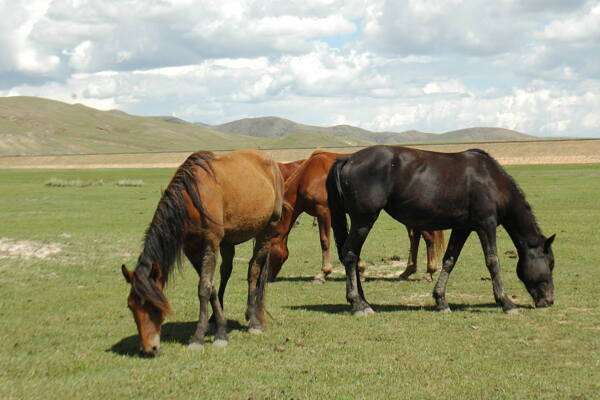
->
[121,263,171,357]
[517,234,556,308]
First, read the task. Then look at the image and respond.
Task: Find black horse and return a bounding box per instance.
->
[326,145,555,315]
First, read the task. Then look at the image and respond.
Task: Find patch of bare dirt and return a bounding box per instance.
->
[0,238,62,260]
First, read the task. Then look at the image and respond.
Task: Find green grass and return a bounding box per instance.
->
[0,164,599,399]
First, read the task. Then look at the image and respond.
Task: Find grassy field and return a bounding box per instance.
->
[1,164,599,399]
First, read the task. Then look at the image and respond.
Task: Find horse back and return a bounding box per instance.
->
[341,145,513,230]
[290,151,349,213]
[196,150,283,242]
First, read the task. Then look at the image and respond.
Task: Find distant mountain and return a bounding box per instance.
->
[437,127,531,141]
[149,116,191,125]
[0,97,372,156]
[0,96,538,157]
[207,116,533,144]
[209,116,376,141]
[0,96,271,156]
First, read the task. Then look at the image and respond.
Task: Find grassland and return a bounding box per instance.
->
[0,164,599,399]
[1,138,599,169]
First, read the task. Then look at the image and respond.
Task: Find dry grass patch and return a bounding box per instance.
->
[115,179,144,187]
[45,178,104,187]
[0,237,61,260]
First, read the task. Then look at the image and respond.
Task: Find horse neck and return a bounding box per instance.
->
[138,201,186,282]
[502,194,542,256]
[275,191,302,239]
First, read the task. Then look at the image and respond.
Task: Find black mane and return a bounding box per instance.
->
[467,148,542,237]
[133,151,216,309]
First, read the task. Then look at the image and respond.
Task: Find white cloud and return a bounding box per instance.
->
[423,80,467,95]
[540,3,600,41]
[0,0,599,139]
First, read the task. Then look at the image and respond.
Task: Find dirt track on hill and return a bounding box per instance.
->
[1,139,599,169]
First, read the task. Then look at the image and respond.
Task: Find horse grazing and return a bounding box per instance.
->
[121,150,283,356]
[278,159,305,181]
[268,150,445,283]
[326,145,555,316]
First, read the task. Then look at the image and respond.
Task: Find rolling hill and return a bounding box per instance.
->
[208,116,533,143]
[0,97,370,156]
[0,96,535,157]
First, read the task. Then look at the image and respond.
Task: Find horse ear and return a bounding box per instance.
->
[121,264,133,284]
[544,234,556,252]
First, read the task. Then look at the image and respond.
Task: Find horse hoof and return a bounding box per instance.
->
[422,274,433,282]
[353,307,375,317]
[505,308,519,315]
[248,327,263,335]
[439,307,452,313]
[312,278,325,285]
[213,339,228,347]
[188,342,204,351]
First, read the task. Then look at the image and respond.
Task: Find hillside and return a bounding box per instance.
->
[0,96,536,157]
[437,127,531,141]
[210,116,377,141]
[209,116,533,143]
[0,97,369,156]
[0,97,271,156]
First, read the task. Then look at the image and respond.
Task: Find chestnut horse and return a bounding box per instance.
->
[327,145,555,316]
[268,150,444,282]
[121,150,283,356]
[278,159,305,181]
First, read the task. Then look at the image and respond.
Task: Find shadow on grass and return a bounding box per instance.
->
[271,275,432,283]
[287,302,515,315]
[108,319,245,357]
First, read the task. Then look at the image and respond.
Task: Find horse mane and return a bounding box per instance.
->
[132,151,216,312]
[467,148,542,236]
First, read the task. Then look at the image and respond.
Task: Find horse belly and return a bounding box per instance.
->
[385,198,469,231]
[221,176,278,244]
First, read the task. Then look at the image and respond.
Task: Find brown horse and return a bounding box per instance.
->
[121,150,283,356]
[278,159,305,181]
[268,150,444,283]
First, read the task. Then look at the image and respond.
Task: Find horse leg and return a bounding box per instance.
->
[217,242,234,314]
[399,227,419,280]
[246,233,271,334]
[342,213,379,316]
[432,229,470,312]
[476,223,517,314]
[187,238,219,350]
[313,205,333,283]
[208,242,234,340]
[422,230,439,282]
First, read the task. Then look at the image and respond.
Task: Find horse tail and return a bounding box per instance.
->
[432,230,446,268]
[257,157,284,320]
[326,157,349,262]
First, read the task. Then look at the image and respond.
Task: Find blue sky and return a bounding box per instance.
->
[1,0,599,137]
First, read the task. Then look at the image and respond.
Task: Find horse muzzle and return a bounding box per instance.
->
[535,298,554,308]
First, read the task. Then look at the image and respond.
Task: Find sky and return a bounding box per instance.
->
[1,0,600,137]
